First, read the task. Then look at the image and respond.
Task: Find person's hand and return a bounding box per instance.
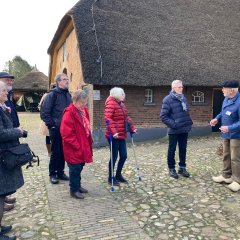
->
[219,126,229,133]
[113,133,119,139]
[16,127,23,134]
[133,129,137,134]
[210,119,218,126]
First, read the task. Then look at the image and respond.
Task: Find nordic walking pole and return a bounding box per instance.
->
[130,132,142,181]
[106,120,115,192]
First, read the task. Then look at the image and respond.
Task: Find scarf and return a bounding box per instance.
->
[0,103,11,113]
[171,91,187,111]
[74,103,90,137]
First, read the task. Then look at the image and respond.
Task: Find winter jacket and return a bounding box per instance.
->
[215,92,240,139]
[41,87,72,129]
[160,92,193,134]
[5,90,20,128]
[0,107,24,196]
[60,103,93,164]
[104,96,135,139]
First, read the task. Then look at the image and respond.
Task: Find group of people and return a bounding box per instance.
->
[1,70,240,239]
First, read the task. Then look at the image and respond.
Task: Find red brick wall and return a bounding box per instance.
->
[92,85,213,129]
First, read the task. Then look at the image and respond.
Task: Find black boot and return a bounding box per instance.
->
[0,225,12,235]
[169,169,179,179]
[115,175,128,183]
[0,234,16,240]
[178,168,190,178]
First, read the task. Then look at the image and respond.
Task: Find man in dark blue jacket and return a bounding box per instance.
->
[211,80,240,192]
[160,80,193,179]
[41,73,72,184]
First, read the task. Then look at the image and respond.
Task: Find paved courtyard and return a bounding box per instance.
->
[3,113,240,240]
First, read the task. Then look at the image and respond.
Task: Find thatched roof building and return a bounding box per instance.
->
[14,67,48,91]
[48,0,240,87]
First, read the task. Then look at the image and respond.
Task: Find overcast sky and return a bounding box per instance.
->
[0,0,79,75]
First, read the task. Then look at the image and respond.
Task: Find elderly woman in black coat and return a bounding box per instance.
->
[0,81,25,240]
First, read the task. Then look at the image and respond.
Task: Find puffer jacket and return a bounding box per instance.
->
[215,92,240,139]
[41,87,72,128]
[0,107,24,196]
[104,96,135,139]
[160,92,193,134]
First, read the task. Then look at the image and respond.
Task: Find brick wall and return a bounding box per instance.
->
[92,85,213,130]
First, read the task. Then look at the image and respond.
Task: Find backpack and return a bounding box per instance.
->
[40,91,57,121]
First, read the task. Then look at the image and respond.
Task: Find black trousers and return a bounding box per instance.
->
[49,128,65,176]
[108,138,127,179]
[167,133,188,169]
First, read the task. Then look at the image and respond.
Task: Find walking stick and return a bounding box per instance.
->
[130,132,142,181]
[106,120,115,192]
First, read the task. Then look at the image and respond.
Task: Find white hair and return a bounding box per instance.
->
[171,80,183,89]
[110,87,125,100]
[231,88,239,93]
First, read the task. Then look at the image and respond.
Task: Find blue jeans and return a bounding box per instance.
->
[108,138,127,179]
[167,133,188,169]
[67,163,85,193]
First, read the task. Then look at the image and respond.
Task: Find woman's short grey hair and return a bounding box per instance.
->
[171,80,182,89]
[0,81,6,92]
[110,87,125,99]
[72,90,88,103]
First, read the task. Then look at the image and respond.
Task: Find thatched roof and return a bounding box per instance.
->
[14,68,48,91]
[48,0,240,87]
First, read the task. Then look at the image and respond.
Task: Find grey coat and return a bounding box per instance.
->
[0,107,24,196]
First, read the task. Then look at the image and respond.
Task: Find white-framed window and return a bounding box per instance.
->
[63,41,67,62]
[192,91,204,103]
[144,89,153,103]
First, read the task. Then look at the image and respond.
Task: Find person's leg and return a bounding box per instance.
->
[167,134,178,169]
[79,163,88,193]
[115,139,127,181]
[49,128,59,178]
[222,139,232,178]
[46,136,51,157]
[178,133,188,168]
[56,131,67,179]
[0,196,4,227]
[108,138,119,181]
[68,163,84,199]
[230,139,240,183]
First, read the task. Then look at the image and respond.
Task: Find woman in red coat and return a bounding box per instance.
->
[60,90,93,199]
[104,87,137,185]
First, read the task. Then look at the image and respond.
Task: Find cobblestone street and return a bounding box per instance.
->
[4,113,240,240]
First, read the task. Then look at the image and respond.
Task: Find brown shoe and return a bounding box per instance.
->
[4,202,14,211]
[79,187,88,193]
[70,191,84,199]
[5,196,16,204]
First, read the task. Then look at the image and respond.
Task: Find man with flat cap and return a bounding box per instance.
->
[0,72,19,128]
[210,80,240,192]
[0,72,20,211]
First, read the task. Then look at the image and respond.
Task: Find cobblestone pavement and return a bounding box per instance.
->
[3,113,240,240]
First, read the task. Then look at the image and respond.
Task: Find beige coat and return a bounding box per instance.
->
[39,93,49,136]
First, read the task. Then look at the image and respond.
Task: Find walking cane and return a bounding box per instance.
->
[130,132,142,181]
[106,120,115,192]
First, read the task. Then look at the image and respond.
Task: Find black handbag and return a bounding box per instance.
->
[0,143,35,170]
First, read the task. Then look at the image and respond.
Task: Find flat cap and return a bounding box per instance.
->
[0,72,14,79]
[222,80,239,88]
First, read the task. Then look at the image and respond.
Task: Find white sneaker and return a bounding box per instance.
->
[212,175,233,183]
[227,181,240,192]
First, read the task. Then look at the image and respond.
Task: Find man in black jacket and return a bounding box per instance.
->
[0,72,20,211]
[41,73,72,184]
[160,80,193,179]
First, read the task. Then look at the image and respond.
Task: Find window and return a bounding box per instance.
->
[144,89,153,103]
[192,91,204,103]
[63,41,67,62]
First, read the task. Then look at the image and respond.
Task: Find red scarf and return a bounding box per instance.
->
[73,103,90,137]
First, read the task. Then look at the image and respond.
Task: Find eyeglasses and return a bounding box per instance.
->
[61,78,69,81]
[174,86,183,89]
[3,78,14,82]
